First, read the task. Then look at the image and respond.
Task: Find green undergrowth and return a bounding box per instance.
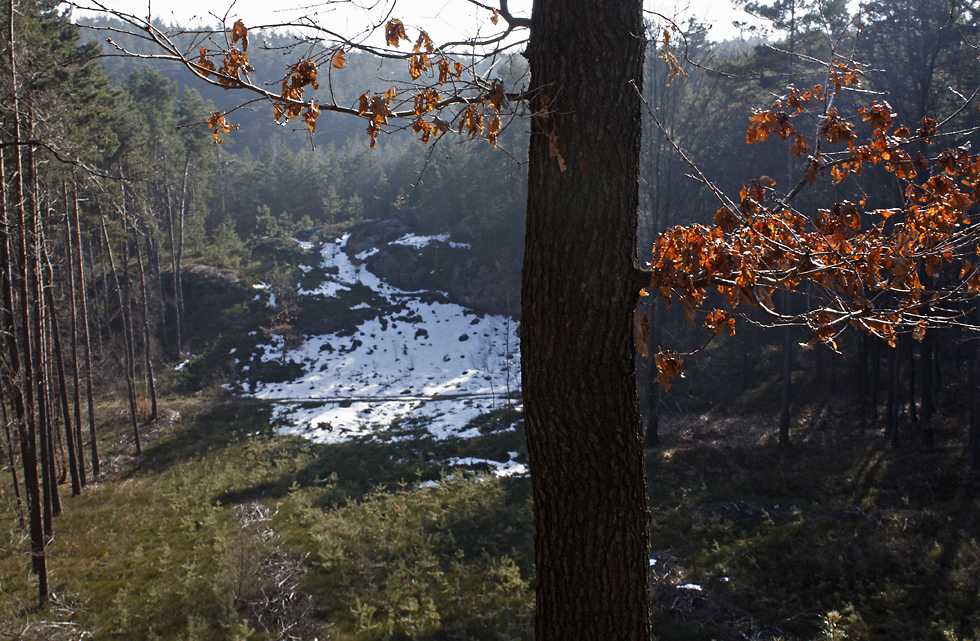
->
[648,413,980,641]
[0,395,532,640]
[4,388,980,641]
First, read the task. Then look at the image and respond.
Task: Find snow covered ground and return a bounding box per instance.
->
[243,233,521,445]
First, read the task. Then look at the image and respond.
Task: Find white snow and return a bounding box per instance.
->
[390,233,471,250]
[244,234,521,445]
[444,451,527,477]
[391,233,449,248]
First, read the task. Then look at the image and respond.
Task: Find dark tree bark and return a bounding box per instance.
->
[522,1,650,639]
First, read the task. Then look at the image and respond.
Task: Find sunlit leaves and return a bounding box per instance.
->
[818,107,856,147]
[385,19,409,48]
[196,46,215,78]
[206,111,237,143]
[705,310,736,336]
[859,101,895,133]
[486,115,502,147]
[216,47,254,86]
[641,61,980,387]
[358,89,398,147]
[654,351,684,391]
[303,102,320,134]
[231,19,248,52]
[274,59,319,128]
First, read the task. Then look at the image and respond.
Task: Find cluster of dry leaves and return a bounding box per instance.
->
[642,61,980,389]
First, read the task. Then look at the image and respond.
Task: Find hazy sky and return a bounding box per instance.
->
[71,0,764,44]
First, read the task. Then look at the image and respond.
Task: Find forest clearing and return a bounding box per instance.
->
[4,0,980,639]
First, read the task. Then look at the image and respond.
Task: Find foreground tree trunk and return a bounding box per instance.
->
[522,1,650,639]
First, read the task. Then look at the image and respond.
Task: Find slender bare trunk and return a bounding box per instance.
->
[1,399,25,526]
[44,250,80,495]
[8,8,48,598]
[779,294,792,445]
[133,225,157,419]
[907,335,917,423]
[28,136,60,526]
[100,215,141,454]
[63,182,86,485]
[858,333,868,431]
[175,153,191,355]
[871,338,880,422]
[886,344,899,448]
[70,183,99,477]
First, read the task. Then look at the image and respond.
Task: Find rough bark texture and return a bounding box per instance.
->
[521,1,650,639]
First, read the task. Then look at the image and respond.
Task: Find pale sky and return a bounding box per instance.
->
[70,0,765,45]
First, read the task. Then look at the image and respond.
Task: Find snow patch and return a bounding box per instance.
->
[245,235,521,444]
[390,233,471,250]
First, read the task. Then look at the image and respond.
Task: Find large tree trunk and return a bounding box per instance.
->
[522,2,650,639]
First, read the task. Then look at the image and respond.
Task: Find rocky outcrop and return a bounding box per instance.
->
[180,264,250,309]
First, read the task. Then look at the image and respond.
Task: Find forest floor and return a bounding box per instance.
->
[2,390,979,641]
